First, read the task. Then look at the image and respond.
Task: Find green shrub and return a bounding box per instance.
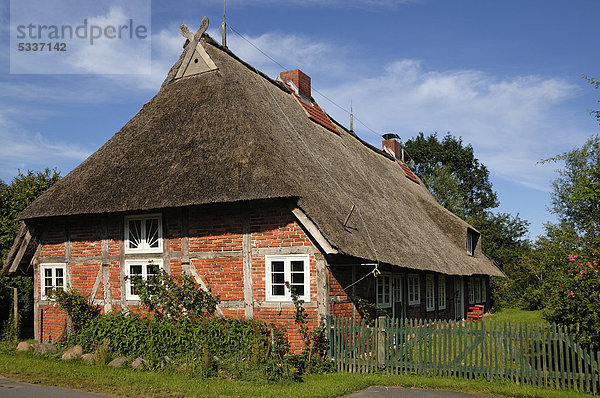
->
[49,289,100,336]
[545,249,600,349]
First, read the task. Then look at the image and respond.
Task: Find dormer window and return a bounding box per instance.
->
[125,214,163,254]
[466,229,478,256]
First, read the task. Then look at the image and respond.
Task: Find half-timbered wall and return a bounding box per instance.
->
[32,201,326,351]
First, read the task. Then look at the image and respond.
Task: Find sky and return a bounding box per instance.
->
[1,0,599,240]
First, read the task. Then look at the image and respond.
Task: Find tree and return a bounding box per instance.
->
[0,169,61,263]
[403,133,498,218]
[544,135,600,242]
[0,169,60,339]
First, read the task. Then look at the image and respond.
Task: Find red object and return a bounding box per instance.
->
[293,93,339,134]
[466,305,484,320]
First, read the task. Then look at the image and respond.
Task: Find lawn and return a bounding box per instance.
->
[487,308,545,325]
[0,350,594,398]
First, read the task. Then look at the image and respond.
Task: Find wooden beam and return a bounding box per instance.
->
[316,255,328,321]
[288,206,338,254]
[118,217,127,311]
[8,227,33,274]
[2,222,26,274]
[89,266,103,302]
[242,211,254,320]
[100,218,112,313]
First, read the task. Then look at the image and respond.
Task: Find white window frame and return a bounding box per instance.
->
[468,277,475,304]
[426,274,435,312]
[265,255,310,302]
[438,275,446,310]
[124,214,163,254]
[475,277,482,303]
[376,275,392,308]
[125,258,163,300]
[40,263,66,300]
[407,274,420,306]
[466,230,474,256]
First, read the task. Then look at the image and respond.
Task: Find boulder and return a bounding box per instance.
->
[131,357,147,369]
[81,353,96,363]
[108,356,128,367]
[16,341,32,352]
[61,345,83,360]
[34,342,57,355]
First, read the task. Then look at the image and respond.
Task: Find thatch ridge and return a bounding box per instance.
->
[19,32,502,277]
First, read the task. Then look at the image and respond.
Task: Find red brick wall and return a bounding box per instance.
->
[35,203,321,353]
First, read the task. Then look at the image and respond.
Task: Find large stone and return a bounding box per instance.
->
[34,342,57,355]
[131,357,147,369]
[81,353,96,363]
[62,345,83,360]
[108,356,128,368]
[16,341,32,352]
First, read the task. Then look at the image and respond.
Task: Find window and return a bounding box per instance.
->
[41,264,65,300]
[265,255,310,302]
[466,230,474,256]
[125,259,163,300]
[407,274,420,305]
[125,214,162,253]
[376,275,391,307]
[438,275,446,310]
[468,278,474,304]
[426,275,435,311]
[481,278,487,303]
[475,277,482,303]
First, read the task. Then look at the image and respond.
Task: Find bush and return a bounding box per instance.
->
[76,312,290,378]
[49,289,100,335]
[545,250,600,349]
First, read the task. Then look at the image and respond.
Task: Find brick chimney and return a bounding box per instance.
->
[279,69,311,100]
[382,133,402,159]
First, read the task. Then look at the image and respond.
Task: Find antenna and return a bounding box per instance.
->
[350,100,354,132]
[222,0,227,48]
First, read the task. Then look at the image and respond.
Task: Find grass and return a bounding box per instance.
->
[488,308,545,325]
[0,350,594,398]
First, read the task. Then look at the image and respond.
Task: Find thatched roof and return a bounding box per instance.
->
[19,32,503,277]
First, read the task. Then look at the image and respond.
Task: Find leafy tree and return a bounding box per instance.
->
[543,135,600,241]
[585,75,600,125]
[403,133,498,218]
[0,169,60,338]
[0,169,61,262]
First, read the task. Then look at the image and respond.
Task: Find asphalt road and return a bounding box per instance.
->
[0,378,111,398]
[346,386,499,398]
[0,378,500,398]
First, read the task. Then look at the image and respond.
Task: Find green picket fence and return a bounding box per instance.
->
[326,315,600,394]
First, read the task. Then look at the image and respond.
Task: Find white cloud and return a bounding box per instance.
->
[315,59,585,192]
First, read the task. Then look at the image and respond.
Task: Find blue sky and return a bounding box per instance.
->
[1,0,599,239]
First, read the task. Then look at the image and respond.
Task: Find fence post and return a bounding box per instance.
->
[12,287,19,341]
[377,316,386,367]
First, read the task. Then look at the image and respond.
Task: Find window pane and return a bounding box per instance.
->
[55,276,64,288]
[130,264,143,276]
[272,273,284,284]
[45,268,53,278]
[45,277,53,288]
[272,285,285,296]
[146,218,159,248]
[291,273,304,284]
[129,220,142,249]
[271,261,284,272]
[291,261,304,272]
[292,285,304,296]
[55,268,63,278]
